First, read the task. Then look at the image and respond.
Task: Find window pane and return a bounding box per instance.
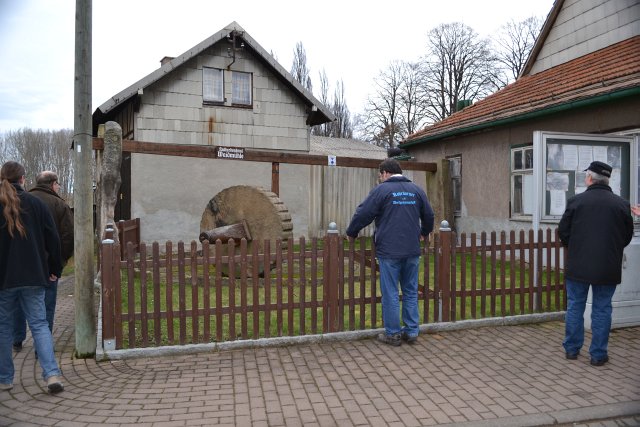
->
[514,150,523,170]
[203,68,223,102]
[513,175,523,214]
[452,178,461,214]
[232,71,251,105]
[448,157,462,215]
[525,149,534,169]
[522,174,534,214]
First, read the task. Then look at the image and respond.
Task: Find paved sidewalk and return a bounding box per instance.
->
[0,277,638,426]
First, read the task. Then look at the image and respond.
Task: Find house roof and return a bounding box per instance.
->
[93,21,335,128]
[402,35,640,147]
[309,136,387,159]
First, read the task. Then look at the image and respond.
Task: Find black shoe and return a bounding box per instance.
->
[377,333,401,347]
[12,342,22,352]
[401,332,417,345]
[590,356,609,366]
[565,351,579,360]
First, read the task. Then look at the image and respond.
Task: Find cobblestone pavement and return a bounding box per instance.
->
[0,277,638,426]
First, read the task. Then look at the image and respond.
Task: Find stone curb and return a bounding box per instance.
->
[96,311,565,361]
[437,401,640,426]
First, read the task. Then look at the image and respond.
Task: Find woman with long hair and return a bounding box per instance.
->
[0,161,64,394]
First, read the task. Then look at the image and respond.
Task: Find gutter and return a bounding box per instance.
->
[401,87,640,148]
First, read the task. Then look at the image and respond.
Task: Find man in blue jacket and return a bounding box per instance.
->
[346,159,434,346]
[559,160,633,366]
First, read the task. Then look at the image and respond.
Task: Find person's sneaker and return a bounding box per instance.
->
[0,383,13,391]
[46,376,64,394]
[12,342,22,352]
[401,332,418,345]
[377,333,401,347]
[590,356,609,366]
[565,351,579,360]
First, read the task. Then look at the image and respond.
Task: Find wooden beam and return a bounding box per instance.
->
[92,138,437,172]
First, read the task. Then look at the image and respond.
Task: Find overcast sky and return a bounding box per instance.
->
[0,0,554,132]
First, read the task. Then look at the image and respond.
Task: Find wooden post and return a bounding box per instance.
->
[73,0,96,358]
[100,237,116,351]
[324,222,340,332]
[438,221,452,322]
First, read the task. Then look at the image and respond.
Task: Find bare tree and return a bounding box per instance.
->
[331,80,353,139]
[290,41,312,92]
[0,128,74,199]
[398,61,431,136]
[312,69,353,139]
[359,61,405,148]
[423,22,495,122]
[490,16,543,89]
[358,60,432,147]
[313,69,332,137]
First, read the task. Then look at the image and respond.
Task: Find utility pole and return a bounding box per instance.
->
[74,0,96,357]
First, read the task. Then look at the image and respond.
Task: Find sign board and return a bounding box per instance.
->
[216,146,245,160]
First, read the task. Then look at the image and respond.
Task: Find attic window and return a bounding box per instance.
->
[203,67,224,103]
[232,71,252,105]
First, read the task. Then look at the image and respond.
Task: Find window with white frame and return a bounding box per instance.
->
[511,146,534,217]
[203,67,224,103]
[448,156,462,216]
[232,71,252,105]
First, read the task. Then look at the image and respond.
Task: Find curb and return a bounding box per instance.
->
[96,311,565,361]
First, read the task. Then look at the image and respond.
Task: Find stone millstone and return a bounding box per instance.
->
[200,185,293,276]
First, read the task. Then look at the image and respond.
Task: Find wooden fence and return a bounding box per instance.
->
[100,226,565,350]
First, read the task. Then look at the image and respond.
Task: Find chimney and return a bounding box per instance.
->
[160,56,174,66]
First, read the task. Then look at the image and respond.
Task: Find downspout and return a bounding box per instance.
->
[401,87,640,148]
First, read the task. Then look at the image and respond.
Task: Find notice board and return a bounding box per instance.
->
[534,132,634,221]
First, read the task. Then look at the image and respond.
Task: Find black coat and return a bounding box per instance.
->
[0,184,63,290]
[29,184,74,263]
[558,183,634,285]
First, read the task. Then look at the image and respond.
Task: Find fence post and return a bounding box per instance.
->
[324,222,340,333]
[438,220,452,322]
[100,237,117,351]
[97,225,115,271]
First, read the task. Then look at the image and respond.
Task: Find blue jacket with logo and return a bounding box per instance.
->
[346,175,434,258]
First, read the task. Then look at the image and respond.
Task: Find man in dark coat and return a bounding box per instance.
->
[558,160,634,366]
[13,171,73,352]
[346,159,434,346]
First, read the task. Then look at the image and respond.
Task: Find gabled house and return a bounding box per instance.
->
[401,0,640,234]
[93,22,407,243]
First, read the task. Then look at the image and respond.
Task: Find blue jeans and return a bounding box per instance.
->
[0,286,62,383]
[378,256,420,337]
[13,278,58,343]
[563,279,617,361]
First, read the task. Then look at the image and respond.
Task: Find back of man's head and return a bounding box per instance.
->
[379,159,402,175]
[36,171,58,186]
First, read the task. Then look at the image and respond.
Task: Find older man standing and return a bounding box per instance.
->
[13,171,73,352]
[559,161,633,366]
